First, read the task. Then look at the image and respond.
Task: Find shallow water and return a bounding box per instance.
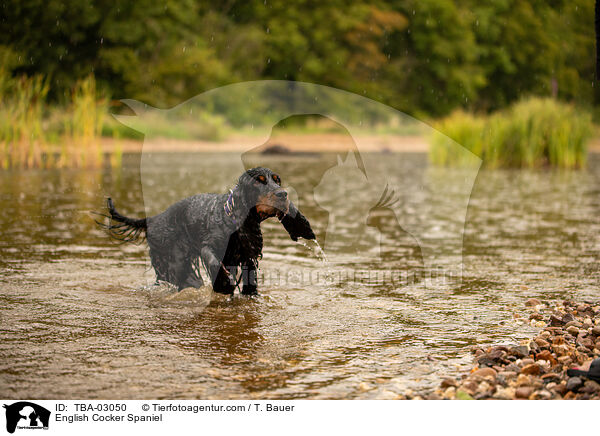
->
[1,152,599,399]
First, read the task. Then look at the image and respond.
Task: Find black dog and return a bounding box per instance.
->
[97,167,315,294]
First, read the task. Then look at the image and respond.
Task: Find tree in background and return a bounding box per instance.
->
[0,0,596,117]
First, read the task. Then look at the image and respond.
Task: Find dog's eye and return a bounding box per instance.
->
[256,175,267,184]
[272,175,280,184]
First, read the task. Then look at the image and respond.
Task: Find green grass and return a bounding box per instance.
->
[0,73,49,169]
[430,98,593,169]
[0,71,119,169]
[110,110,227,142]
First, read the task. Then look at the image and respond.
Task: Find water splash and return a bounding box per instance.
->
[296,238,328,263]
[312,239,327,263]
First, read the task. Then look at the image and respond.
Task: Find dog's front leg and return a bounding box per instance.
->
[240,261,258,296]
[200,246,236,294]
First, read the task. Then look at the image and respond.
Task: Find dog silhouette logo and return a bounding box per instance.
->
[3,402,50,433]
[115,80,481,289]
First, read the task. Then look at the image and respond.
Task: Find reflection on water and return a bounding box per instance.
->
[1,153,599,399]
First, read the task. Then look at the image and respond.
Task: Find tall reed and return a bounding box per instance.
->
[0,71,49,168]
[0,71,117,169]
[430,98,593,169]
[60,75,108,168]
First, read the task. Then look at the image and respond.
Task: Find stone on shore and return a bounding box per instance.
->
[434,299,600,400]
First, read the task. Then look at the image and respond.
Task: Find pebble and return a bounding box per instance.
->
[493,387,515,400]
[461,380,478,395]
[566,326,579,336]
[525,298,542,307]
[535,350,557,365]
[440,378,457,389]
[520,358,535,366]
[515,386,533,399]
[435,299,600,401]
[557,355,572,365]
[565,321,582,329]
[582,380,600,393]
[498,371,517,380]
[530,390,552,400]
[509,345,528,358]
[378,390,401,400]
[477,381,492,394]
[551,383,568,396]
[566,377,583,392]
[470,367,497,380]
[521,363,541,375]
[516,374,531,386]
[443,387,456,399]
[552,344,570,356]
[504,363,521,373]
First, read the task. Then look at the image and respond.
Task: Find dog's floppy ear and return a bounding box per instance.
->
[280,201,315,241]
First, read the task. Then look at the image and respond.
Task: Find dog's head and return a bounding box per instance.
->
[236,167,315,241]
[238,167,289,220]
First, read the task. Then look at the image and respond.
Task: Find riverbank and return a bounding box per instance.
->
[100,133,430,154]
[429,299,600,400]
[101,134,600,154]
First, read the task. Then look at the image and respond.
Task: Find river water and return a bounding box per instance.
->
[1,152,599,399]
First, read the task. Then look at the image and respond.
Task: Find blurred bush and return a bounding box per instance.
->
[430,98,593,169]
[0,0,596,117]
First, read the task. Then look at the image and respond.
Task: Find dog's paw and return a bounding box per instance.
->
[241,285,259,296]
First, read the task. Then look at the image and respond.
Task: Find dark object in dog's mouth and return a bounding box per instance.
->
[256,201,289,221]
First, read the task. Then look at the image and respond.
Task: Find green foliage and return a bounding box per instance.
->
[430,98,593,169]
[0,0,597,119]
[384,0,486,116]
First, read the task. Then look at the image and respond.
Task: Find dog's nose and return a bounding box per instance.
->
[275,190,288,199]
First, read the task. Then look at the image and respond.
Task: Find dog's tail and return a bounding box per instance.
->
[94,197,147,244]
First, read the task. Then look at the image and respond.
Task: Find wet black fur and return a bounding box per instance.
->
[97,167,315,294]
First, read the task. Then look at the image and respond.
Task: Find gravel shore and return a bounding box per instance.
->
[430,299,600,400]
